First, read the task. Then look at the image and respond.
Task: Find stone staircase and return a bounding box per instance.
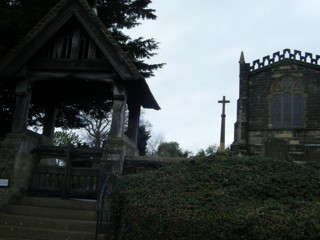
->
[0,196,113,240]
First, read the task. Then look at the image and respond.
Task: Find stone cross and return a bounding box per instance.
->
[218,96,230,153]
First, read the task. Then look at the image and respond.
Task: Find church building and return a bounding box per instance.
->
[231,49,320,160]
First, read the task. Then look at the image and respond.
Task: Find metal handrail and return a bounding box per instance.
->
[95,172,118,239]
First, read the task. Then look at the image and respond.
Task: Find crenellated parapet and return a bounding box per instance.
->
[249,49,320,72]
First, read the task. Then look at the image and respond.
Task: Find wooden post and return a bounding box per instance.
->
[218,96,230,153]
[42,102,58,140]
[12,78,31,133]
[127,103,140,146]
[109,82,127,138]
[63,148,72,199]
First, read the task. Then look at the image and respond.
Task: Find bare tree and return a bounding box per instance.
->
[147,132,165,156]
[79,106,152,151]
[79,110,112,148]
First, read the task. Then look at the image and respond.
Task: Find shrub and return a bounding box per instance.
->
[112,156,320,239]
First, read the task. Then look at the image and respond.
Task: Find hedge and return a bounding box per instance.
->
[112,156,320,239]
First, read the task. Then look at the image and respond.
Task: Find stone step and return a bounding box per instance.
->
[0,212,110,232]
[0,224,108,240]
[0,237,34,240]
[20,196,96,210]
[5,204,97,221]
[0,196,113,240]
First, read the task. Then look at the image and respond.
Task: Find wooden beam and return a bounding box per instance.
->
[127,103,140,145]
[29,71,115,83]
[30,59,114,71]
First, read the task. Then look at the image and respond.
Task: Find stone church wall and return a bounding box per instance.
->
[233,50,320,160]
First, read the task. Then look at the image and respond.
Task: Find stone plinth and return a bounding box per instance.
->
[101,136,138,176]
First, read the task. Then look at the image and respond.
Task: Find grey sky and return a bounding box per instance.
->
[127,0,320,154]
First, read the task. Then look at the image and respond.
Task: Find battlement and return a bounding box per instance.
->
[249,49,320,72]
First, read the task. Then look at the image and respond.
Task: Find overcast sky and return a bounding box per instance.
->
[127,0,320,154]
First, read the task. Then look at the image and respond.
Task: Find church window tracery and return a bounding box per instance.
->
[270,76,305,128]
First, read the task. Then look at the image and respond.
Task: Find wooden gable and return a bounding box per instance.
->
[0,0,160,110]
[0,0,136,79]
[29,17,114,72]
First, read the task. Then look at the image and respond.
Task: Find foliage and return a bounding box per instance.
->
[53,130,81,147]
[112,156,320,239]
[146,131,165,156]
[136,112,151,156]
[0,0,58,50]
[195,144,218,157]
[123,110,151,156]
[137,125,151,156]
[157,141,189,157]
[96,0,164,78]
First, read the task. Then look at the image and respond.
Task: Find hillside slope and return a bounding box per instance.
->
[112,156,320,240]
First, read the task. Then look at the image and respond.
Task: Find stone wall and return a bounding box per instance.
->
[247,62,320,131]
[101,136,139,175]
[0,133,40,208]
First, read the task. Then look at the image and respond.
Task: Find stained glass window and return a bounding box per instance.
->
[294,96,303,127]
[283,93,292,127]
[273,95,281,128]
[271,77,304,128]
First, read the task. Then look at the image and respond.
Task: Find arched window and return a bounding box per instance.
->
[270,76,305,128]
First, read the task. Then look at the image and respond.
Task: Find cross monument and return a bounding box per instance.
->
[218,96,230,153]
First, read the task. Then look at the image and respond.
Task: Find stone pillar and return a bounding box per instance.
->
[11,78,31,133]
[0,133,40,208]
[42,102,58,140]
[238,52,250,145]
[127,103,140,146]
[231,52,250,153]
[218,96,230,153]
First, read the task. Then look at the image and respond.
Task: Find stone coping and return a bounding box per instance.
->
[125,156,188,163]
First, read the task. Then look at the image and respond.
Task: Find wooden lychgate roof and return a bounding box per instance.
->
[0,0,160,110]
